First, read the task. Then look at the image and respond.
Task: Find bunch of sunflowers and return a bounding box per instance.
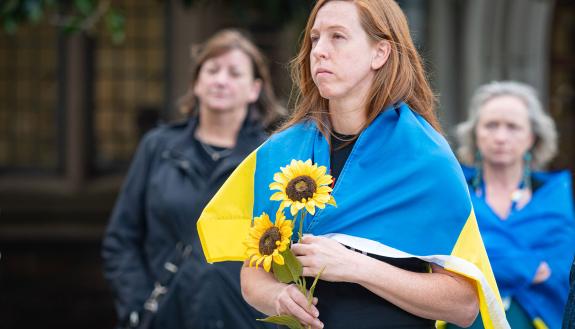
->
[245,159,336,329]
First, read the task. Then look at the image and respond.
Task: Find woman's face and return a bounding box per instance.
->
[309,1,382,101]
[194,49,261,114]
[475,95,535,168]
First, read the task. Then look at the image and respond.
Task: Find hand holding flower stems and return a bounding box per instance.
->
[245,160,336,329]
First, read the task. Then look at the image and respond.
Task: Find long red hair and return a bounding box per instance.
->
[282,0,440,136]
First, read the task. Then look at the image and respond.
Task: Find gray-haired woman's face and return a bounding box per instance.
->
[475,95,535,168]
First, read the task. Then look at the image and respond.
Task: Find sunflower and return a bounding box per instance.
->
[269,159,336,216]
[245,212,293,272]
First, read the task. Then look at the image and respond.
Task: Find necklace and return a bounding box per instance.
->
[198,140,233,161]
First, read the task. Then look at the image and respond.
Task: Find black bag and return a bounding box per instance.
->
[122,243,193,329]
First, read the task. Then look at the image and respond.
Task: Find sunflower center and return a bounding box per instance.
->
[259,227,281,255]
[285,175,317,201]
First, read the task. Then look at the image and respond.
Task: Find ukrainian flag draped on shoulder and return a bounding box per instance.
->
[197,102,510,329]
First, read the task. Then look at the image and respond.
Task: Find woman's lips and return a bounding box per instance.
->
[315,68,333,77]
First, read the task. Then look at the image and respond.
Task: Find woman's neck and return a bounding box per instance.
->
[482,161,524,190]
[195,106,248,148]
[328,100,367,135]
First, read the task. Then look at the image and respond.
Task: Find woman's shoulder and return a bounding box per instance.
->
[377,103,459,173]
[264,120,317,146]
[532,169,573,199]
[137,119,193,152]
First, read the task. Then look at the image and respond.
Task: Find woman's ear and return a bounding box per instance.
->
[371,40,391,70]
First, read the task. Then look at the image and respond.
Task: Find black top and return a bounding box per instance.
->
[311,132,434,329]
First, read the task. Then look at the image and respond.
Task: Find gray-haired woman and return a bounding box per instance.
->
[448,81,575,329]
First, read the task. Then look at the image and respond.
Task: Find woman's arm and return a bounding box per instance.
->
[240,262,324,329]
[292,235,479,327]
[101,132,158,323]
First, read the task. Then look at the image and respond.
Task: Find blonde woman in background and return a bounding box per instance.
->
[450,81,575,329]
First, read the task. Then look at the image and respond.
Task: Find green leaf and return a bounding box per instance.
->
[258,315,306,329]
[272,260,295,284]
[307,266,325,307]
[273,249,302,284]
[282,249,303,280]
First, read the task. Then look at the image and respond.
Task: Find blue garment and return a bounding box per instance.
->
[462,166,575,329]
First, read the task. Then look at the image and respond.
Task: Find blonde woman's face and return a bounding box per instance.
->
[475,95,535,168]
[194,49,261,114]
[309,1,379,101]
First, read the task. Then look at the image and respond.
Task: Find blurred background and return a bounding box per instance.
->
[0,0,573,328]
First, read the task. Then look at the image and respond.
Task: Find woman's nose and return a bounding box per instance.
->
[493,127,509,142]
[214,70,230,85]
[311,38,328,60]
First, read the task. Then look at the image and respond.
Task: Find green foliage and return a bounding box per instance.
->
[272,249,303,284]
[1,0,310,43]
[105,8,124,44]
[257,315,306,329]
[0,0,123,43]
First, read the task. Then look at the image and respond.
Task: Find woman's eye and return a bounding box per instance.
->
[311,35,319,44]
[484,122,497,130]
[230,70,242,78]
[333,33,345,40]
[206,66,219,74]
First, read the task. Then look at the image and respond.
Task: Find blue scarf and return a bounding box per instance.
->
[462,166,575,329]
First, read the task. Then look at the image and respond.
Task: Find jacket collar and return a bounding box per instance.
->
[164,112,266,177]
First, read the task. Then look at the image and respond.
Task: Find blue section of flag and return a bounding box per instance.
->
[253,102,472,256]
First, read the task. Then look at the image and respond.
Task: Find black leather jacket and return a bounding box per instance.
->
[102,115,273,329]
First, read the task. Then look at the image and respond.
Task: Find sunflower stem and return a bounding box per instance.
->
[298,211,306,242]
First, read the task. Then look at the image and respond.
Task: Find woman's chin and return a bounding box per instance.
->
[317,87,340,100]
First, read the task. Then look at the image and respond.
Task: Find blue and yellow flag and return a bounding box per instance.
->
[197,102,510,329]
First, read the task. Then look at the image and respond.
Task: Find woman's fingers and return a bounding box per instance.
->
[291,242,314,256]
[275,284,323,328]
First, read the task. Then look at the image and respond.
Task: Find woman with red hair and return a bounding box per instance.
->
[238,1,508,329]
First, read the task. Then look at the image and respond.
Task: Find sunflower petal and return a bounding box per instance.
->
[311,165,327,179]
[318,175,334,186]
[269,182,285,191]
[314,194,330,203]
[305,202,316,215]
[273,172,289,185]
[273,252,285,265]
[290,204,299,216]
[249,255,259,267]
[256,256,265,268]
[270,191,286,201]
[328,196,337,206]
[263,255,273,272]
